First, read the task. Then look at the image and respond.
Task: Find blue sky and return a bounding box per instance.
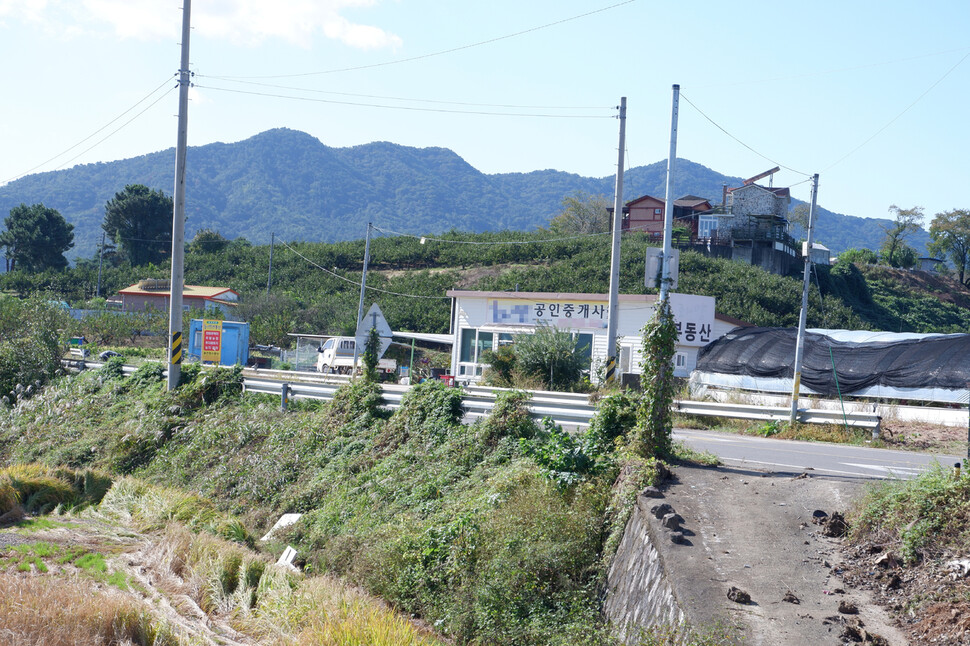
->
[2,0,968,230]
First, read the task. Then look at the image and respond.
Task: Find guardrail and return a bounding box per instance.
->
[63,360,882,432]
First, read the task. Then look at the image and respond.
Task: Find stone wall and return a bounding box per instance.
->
[729,185,786,218]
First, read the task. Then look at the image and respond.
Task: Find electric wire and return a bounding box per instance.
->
[54,86,178,172]
[205,0,637,80]
[277,239,450,300]
[196,77,610,110]
[3,77,176,184]
[193,83,612,118]
[370,224,614,244]
[822,50,970,172]
[680,92,811,177]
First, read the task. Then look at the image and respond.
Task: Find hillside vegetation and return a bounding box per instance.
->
[7,229,969,348]
[0,128,920,260]
[0,357,685,645]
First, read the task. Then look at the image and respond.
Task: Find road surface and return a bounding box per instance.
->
[673,427,963,480]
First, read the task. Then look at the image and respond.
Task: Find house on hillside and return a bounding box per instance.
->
[720,182,799,274]
[606,169,804,275]
[611,194,715,237]
[118,279,239,315]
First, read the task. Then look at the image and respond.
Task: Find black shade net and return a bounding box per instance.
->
[696,327,970,396]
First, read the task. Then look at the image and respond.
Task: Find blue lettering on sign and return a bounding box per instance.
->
[491,301,530,323]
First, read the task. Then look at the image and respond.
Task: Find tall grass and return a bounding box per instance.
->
[0,575,179,646]
[147,524,446,646]
[0,464,112,519]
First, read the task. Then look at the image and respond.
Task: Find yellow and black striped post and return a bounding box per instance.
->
[604,356,617,383]
[170,331,183,365]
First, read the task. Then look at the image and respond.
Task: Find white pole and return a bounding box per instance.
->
[659,84,680,303]
[604,97,627,383]
[790,173,820,423]
[167,0,191,391]
[352,222,372,369]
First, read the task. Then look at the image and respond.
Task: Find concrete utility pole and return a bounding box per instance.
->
[604,97,627,383]
[659,84,680,303]
[351,222,373,369]
[96,231,105,298]
[790,173,820,423]
[266,232,275,295]
[166,0,192,391]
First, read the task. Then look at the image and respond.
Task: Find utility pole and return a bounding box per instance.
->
[659,84,680,304]
[166,0,191,391]
[266,232,275,296]
[790,173,820,423]
[351,222,373,369]
[604,97,627,384]
[96,231,105,298]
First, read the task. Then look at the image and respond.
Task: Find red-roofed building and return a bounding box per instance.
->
[117,279,239,314]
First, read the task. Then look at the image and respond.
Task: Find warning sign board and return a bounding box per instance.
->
[201,319,223,364]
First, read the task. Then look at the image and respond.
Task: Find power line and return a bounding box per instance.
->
[55,87,178,172]
[197,77,611,111]
[193,83,612,118]
[3,77,176,184]
[823,50,970,172]
[277,239,450,300]
[207,0,637,80]
[680,92,811,177]
[371,225,614,244]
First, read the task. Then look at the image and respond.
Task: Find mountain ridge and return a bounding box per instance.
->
[0,127,929,261]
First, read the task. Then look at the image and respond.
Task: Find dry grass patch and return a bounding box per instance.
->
[0,574,178,646]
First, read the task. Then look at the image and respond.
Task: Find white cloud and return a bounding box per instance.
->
[0,0,402,49]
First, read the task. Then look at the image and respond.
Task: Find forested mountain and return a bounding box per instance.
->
[0,128,928,261]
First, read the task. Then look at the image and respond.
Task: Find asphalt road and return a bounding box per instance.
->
[672,428,965,480]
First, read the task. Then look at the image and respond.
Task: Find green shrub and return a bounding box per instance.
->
[850,465,970,564]
[480,389,538,442]
[513,325,589,391]
[481,345,517,387]
[520,418,616,488]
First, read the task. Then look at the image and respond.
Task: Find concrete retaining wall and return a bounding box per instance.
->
[603,496,685,643]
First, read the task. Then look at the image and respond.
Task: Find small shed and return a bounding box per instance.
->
[919,257,945,273]
[187,319,249,366]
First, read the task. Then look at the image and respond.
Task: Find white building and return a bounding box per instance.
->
[447,290,742,382]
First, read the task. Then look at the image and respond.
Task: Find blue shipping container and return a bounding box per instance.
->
[188,319,250,366]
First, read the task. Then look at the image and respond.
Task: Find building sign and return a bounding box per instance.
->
[488,299,609,329]
[201,319,222,363]
[484,294,715,347]
[668,294,715,347]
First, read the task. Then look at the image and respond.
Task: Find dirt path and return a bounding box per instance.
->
[657,464,908,645]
